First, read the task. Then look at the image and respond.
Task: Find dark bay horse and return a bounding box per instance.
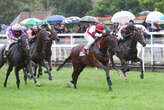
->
[30,29,53,80]
[1,34,40,88]
[57,33,121,91]
[111,26,146,82]
[35,27,59,78]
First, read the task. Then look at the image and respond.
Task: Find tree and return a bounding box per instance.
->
[49,0,92,17]
[88,0,142,16]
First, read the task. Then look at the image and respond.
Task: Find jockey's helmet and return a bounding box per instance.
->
[96,24,104,33]
[12,23,22,31]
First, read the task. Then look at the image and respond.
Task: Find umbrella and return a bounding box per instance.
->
[46,15,65,24]
[62,16,81,24]
[146,11,164,24]
[111,11,135,23]
[139,11,151,15]
[20,18,42,25]
[80,16,99,23]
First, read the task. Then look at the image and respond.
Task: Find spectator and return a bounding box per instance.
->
[152,22,161,32]
[60,24,65,33]
[76,24,82,33]
[81,26,87,32]
[64,26,71,44]
[152,22,162,38]
[112,22,119,34]
[0,24,7,34]
[54,23,62,33]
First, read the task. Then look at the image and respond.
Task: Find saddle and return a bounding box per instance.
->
[79,37,103,56]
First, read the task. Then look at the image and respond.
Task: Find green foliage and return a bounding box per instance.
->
[89,0,164,16]
[0,67,164,110]
[49,0,92,17]
[89,0,142,16]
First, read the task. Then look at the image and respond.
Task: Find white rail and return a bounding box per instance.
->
[1,32,164,71]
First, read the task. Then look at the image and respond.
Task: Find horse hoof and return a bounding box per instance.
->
[140,74,144,79]
[3,83,6,88]
[49,77,52,80]
[125,78,129,83]
[35,82,40,87]
[109,87,112,91]
[65,82,73,88]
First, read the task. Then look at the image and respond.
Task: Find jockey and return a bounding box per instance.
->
[4,23,26,57]
[117,20,135,40]
[27,25,40,41]
[40,23,52,31]
[82,23,104,55]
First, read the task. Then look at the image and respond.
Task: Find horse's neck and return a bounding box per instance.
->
[36,39,44,52]
[123,38,137,49]
[11,44,26,57]
[99,37,109,54]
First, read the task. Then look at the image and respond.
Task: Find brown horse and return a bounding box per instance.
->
[110,26,146,82]
[57,33,121,91]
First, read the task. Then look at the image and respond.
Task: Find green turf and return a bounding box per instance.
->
[0,66,164,110]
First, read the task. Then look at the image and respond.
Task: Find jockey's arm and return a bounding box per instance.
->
[7,28,18,41]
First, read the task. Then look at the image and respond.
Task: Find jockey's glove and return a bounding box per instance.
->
[95,33,102,38]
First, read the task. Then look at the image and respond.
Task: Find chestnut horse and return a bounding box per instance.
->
[57,33,122,91]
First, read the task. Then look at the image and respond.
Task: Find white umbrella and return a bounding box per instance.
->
[111,11,135,23]
[80,16,99,23]
[146,11,164,24]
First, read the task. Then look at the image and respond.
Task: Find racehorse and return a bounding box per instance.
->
[57,33,121,91]
[1,34,40,88]
[30,29,54,80]
[34,27,59,78]
[110,26,146,82]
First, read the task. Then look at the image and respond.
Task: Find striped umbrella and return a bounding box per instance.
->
[62,16,81,24]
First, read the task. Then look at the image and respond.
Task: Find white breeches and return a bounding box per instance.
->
[84,34,95,49]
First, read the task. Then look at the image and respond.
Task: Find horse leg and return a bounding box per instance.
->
[110,56,121,77]
[72,64,85,89]
[122,71,129,82]
[4,64,13,87]
[33,63,38,77]
[38,65,43,78]
[43,61,52,80]
[23,69,27,85]
[27,62,40,87]
[94,60,112,91]
[15,67,21,88]
[135,57,144,79]
[48,58,52,71]
[23,68,32,85]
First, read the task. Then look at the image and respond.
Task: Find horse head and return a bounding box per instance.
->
[132,27,146,47]
[18,34,30,55]
[47,27,60,42]
[101,33,120,55]
[37,29,51,42]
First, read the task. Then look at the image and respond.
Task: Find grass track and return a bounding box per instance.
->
[0,66,164,110]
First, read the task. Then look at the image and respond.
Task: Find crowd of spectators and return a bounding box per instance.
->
[0,24,8,34]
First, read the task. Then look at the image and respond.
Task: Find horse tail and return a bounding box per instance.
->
[56,55,71,71]
[0,45,7,68]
